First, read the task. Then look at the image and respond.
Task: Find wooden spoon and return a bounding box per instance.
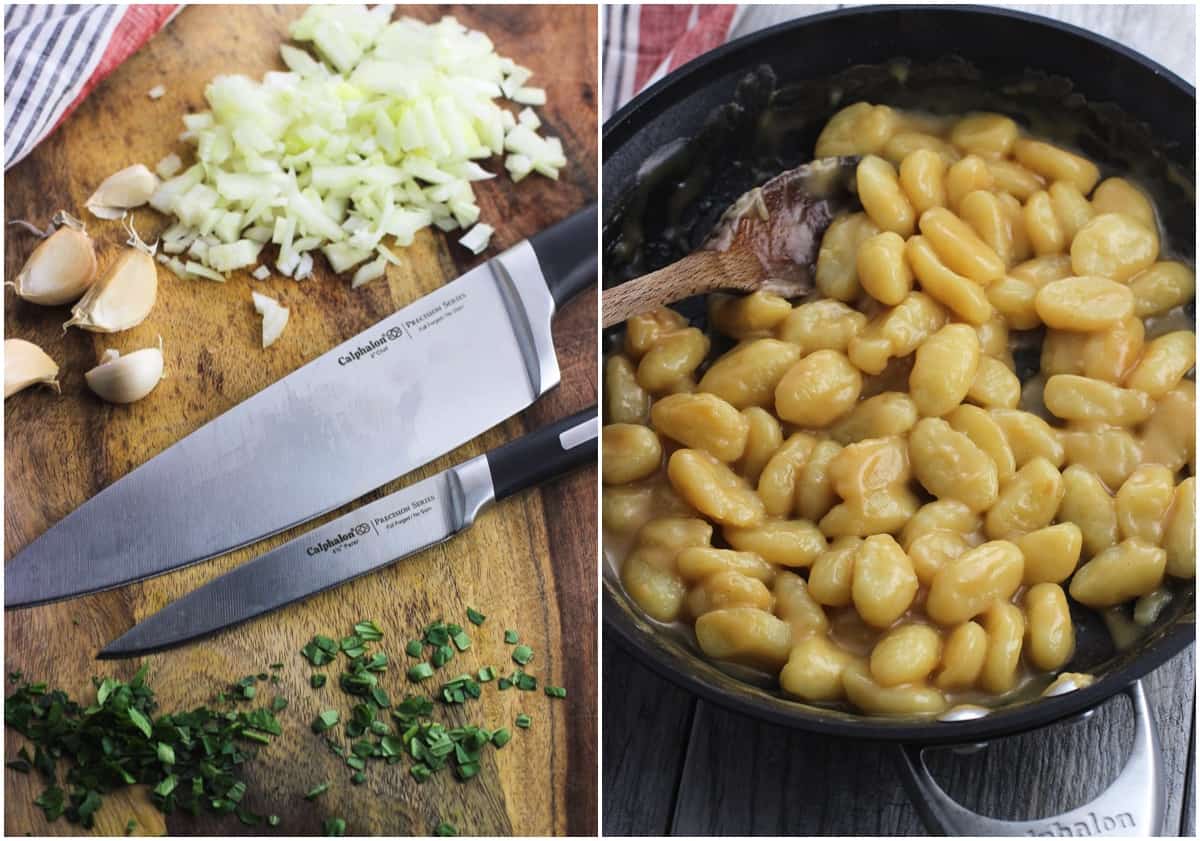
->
[601,156,860,328]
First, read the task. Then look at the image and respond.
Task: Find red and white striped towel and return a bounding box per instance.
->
[602,4,742,120]
[4,4,180,170]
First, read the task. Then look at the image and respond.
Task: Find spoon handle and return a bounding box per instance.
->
[601,249,761,328]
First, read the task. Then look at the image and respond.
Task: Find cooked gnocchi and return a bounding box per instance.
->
[605,102,1194,717]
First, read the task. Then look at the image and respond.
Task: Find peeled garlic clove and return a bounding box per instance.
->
[251,291,289,348]
[8,224,98,306]
[86,164,159,219]
[85,341,164,404]
[5,338,60,398]
[65,248,158,332]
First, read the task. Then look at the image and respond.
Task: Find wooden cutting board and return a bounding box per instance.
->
[3,5,597,836]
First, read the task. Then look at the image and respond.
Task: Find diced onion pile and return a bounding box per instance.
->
[152,5,566,285]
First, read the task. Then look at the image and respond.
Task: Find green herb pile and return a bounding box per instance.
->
[5,607,568,836]
[302,608,565,795]
[4,665,284,830]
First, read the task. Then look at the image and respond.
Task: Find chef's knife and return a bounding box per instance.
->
[98,406,598,657]
[6,204,596,608]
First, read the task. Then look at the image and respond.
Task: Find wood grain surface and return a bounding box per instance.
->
[4,5,597,836]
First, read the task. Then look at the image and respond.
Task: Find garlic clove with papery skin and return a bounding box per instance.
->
[85,341,164,404]
[7,211,97,306]
[5,338,60,398]
[8,224,98,305]
[86,164,159,220]
[64,247,158,333]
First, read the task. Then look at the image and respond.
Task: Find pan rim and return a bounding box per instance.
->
[605,585,1195,744]
[603,3,1196,157]
[601,3,1197,743]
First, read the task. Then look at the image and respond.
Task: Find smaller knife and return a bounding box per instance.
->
[99,406,599,659]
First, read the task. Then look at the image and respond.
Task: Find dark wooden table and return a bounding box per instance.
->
[602,637,1194,835]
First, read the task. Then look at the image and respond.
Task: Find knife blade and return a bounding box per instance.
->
[6,205,596,608]
[98,406,598,658]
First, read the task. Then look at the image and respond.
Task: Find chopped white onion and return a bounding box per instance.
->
[512,86,546,106]
[147,84,166,100]
[251,291,290,348]
[252,265,271,280]
[147,5,567,285]
[458,222,494,255]
[185,261,226,283]
[156,153,182,178]
[351,255,388,288]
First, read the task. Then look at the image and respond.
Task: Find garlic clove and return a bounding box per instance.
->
[85,341,164,404]
[86,164,159,219]
[8,225,98,305]
[64,248,158,333]
[5,338,60,398]
[251,291,289,348]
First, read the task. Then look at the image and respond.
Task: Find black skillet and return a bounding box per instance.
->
[602,5,1195,835]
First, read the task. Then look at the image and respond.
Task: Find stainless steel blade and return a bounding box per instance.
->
[99,453,497,658]
[7,242,556,608]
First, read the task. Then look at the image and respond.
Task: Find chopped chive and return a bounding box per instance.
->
[405,639,423,657]
[515,713,532,729]
[125,818,137,835]
[312,710,340,733]
[157,742,175,765]
[466,607,486,625]
[268,815,281,827]
[351,771,367,785]
[323,817,346,836]
[497,678,512,691]
[271,695,288,712]
[269,662,284,669]
[478,666,494,682]
[424,622,450,647]
[407,663,434,682]
[545,686,567,698]
[516,673,537,691]
[492,728,511,748]
[304,781,329,800]
[301,640,335,666]
[504,629,519,644]
[354,620,383,641]
[311,674,327,689]
[340,634,366,658]
[362,652,388,672]
[512,645,533,665]
[431,645,454,668]
[451,630,472,651]
[435,821,458,836]
[411,763,432,783]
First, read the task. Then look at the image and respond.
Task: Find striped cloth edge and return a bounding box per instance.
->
[4,4,180,170]
[602,4,741,120]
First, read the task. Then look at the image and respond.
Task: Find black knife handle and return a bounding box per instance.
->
[529,203,598,309]
[487,406,598,501]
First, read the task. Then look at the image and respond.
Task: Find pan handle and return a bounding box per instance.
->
[894,680,1165,836]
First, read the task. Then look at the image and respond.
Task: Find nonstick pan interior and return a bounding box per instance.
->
[602,4,1196,744]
